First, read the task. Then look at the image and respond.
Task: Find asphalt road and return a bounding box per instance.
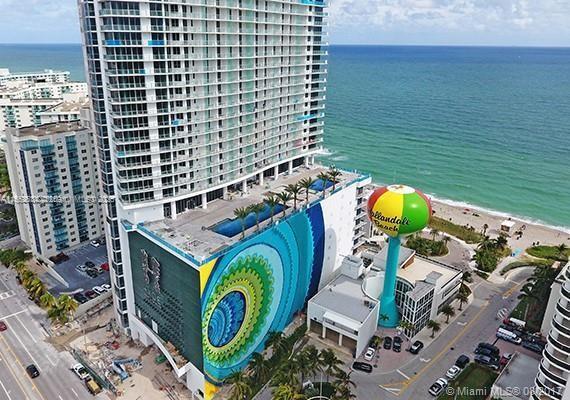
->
[351,269,539,400]
[0,268,109,400]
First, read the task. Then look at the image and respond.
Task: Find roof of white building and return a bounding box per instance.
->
[310,273,378,324]
[493,352,538,395]
[13,121,86,138]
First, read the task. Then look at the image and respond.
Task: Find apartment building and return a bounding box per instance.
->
[4,121,103,257]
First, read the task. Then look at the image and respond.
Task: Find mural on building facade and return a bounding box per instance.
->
[199,204,326,385]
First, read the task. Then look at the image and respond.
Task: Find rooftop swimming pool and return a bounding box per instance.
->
[211,203,286,238]
[310,178,333,192]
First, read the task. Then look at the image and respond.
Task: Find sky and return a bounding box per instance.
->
[0,0,569,46]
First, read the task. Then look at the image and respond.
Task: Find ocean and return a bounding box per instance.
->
[1,44,569,229]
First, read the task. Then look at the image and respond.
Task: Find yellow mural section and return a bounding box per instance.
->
[200,258,217,295]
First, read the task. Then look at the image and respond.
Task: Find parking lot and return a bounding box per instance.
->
[45,242,110,296]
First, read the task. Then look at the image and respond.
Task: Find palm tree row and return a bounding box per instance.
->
[231,167,343,239]
[12,261,78,325]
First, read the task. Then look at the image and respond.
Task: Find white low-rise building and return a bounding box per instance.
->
[308,255,379,357]
[363,246,463,338]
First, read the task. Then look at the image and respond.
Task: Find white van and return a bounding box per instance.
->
[496,328,522,344]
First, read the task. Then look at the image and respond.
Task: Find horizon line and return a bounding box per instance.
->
[0,42,569,49]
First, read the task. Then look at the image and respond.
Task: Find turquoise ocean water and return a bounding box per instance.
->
[1,44,569,229]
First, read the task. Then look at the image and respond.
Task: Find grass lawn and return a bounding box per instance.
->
[438,364,498,400]
[511,296,546,332]
[429,216,484,244]
[526,245,569,261]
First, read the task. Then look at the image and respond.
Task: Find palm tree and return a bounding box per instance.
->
[556,243,568,260]
[272,384,305,400]
[28,278,45,299]
[13,261,28,277]
[265,331,287,357]
[285,183,302,210]
[39,292,57,309]
[225,370,252,400]
[276,192,292,217]
[57,294,78,320]
[47,305,66,324]
[397,320,415,339]
[298,177,315,204]
[233,207,250,239]
[482,223,489,236]
[441,304,455,323]
[21,270,37,290]
[327,166,342,192]
[272,360,300,389]
[248,352,270,383]
[494,234,509,250]
[320,348,342,382]
[316,172,330,198]
[265,195,280,224]
[477,235,494,251]
[456,290,469,311]
[430,228,440,241]
[427,320,441,338]
[332,370,355,399]
[249,203,265,232]
[378,313,389,336]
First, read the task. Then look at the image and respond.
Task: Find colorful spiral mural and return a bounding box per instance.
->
[200,204,325,384]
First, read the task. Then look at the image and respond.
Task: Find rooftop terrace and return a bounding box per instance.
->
[14,121,86,137]
[137,165,366,264]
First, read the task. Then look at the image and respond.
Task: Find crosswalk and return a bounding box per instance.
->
[0,291,15,301]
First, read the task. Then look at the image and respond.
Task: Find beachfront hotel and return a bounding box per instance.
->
[76,1,368,397]
[532,262,570,400]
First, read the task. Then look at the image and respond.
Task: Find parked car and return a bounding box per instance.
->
[76,264,88,273]
[364,347,376,361]
[85,261,95,268]
[500,353,513,367]
[49,252,69,264]
[352,362,373,373]
[393,336,402,352]
[84,290,98,300]
[428,378,448,396]
[86,269,98,278]
[90,240,101,248]
[100,262,110,271]
[496,328,522,344]
[85,378,102,395]
[73,293,89,304]
[0,321,7,331]
[410,341,424,354]
[102,284,111,291]
[92,286,106,295]
[475,347,498,359]
[455,355,470,369]
[71,363,90,380]
[446,365,462,379]
[522,340,545,353]
[26,364,40,378]
[474,355,500,370]
[476,342,500,356]
[383,336,392,350]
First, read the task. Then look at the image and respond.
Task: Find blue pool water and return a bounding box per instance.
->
[212,203,286,237]
[310,179,333,192]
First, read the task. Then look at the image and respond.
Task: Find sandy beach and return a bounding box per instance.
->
[431,199,570,251]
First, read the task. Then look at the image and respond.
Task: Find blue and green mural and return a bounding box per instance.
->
[200,204,326,385]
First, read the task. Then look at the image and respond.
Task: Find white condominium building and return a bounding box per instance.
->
[0,72,88,132]
[4,121,104,257]
[533,262,570,400]
[0,68,70,86]
[78,0,328,330]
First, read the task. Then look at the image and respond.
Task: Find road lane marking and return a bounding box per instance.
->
[7,324,42,371]
[58,396,64,400]
[0,379,13,400]
[45,353,57,367]
[0,333,46,400]
[399,302,489,393]
[15,314,37,343]
[379,386,401,395]
[396,369,410,380]
[0,309,27,320]
[71,388,79,398]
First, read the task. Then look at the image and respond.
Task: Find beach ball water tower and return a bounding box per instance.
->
[368,185,432,327]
